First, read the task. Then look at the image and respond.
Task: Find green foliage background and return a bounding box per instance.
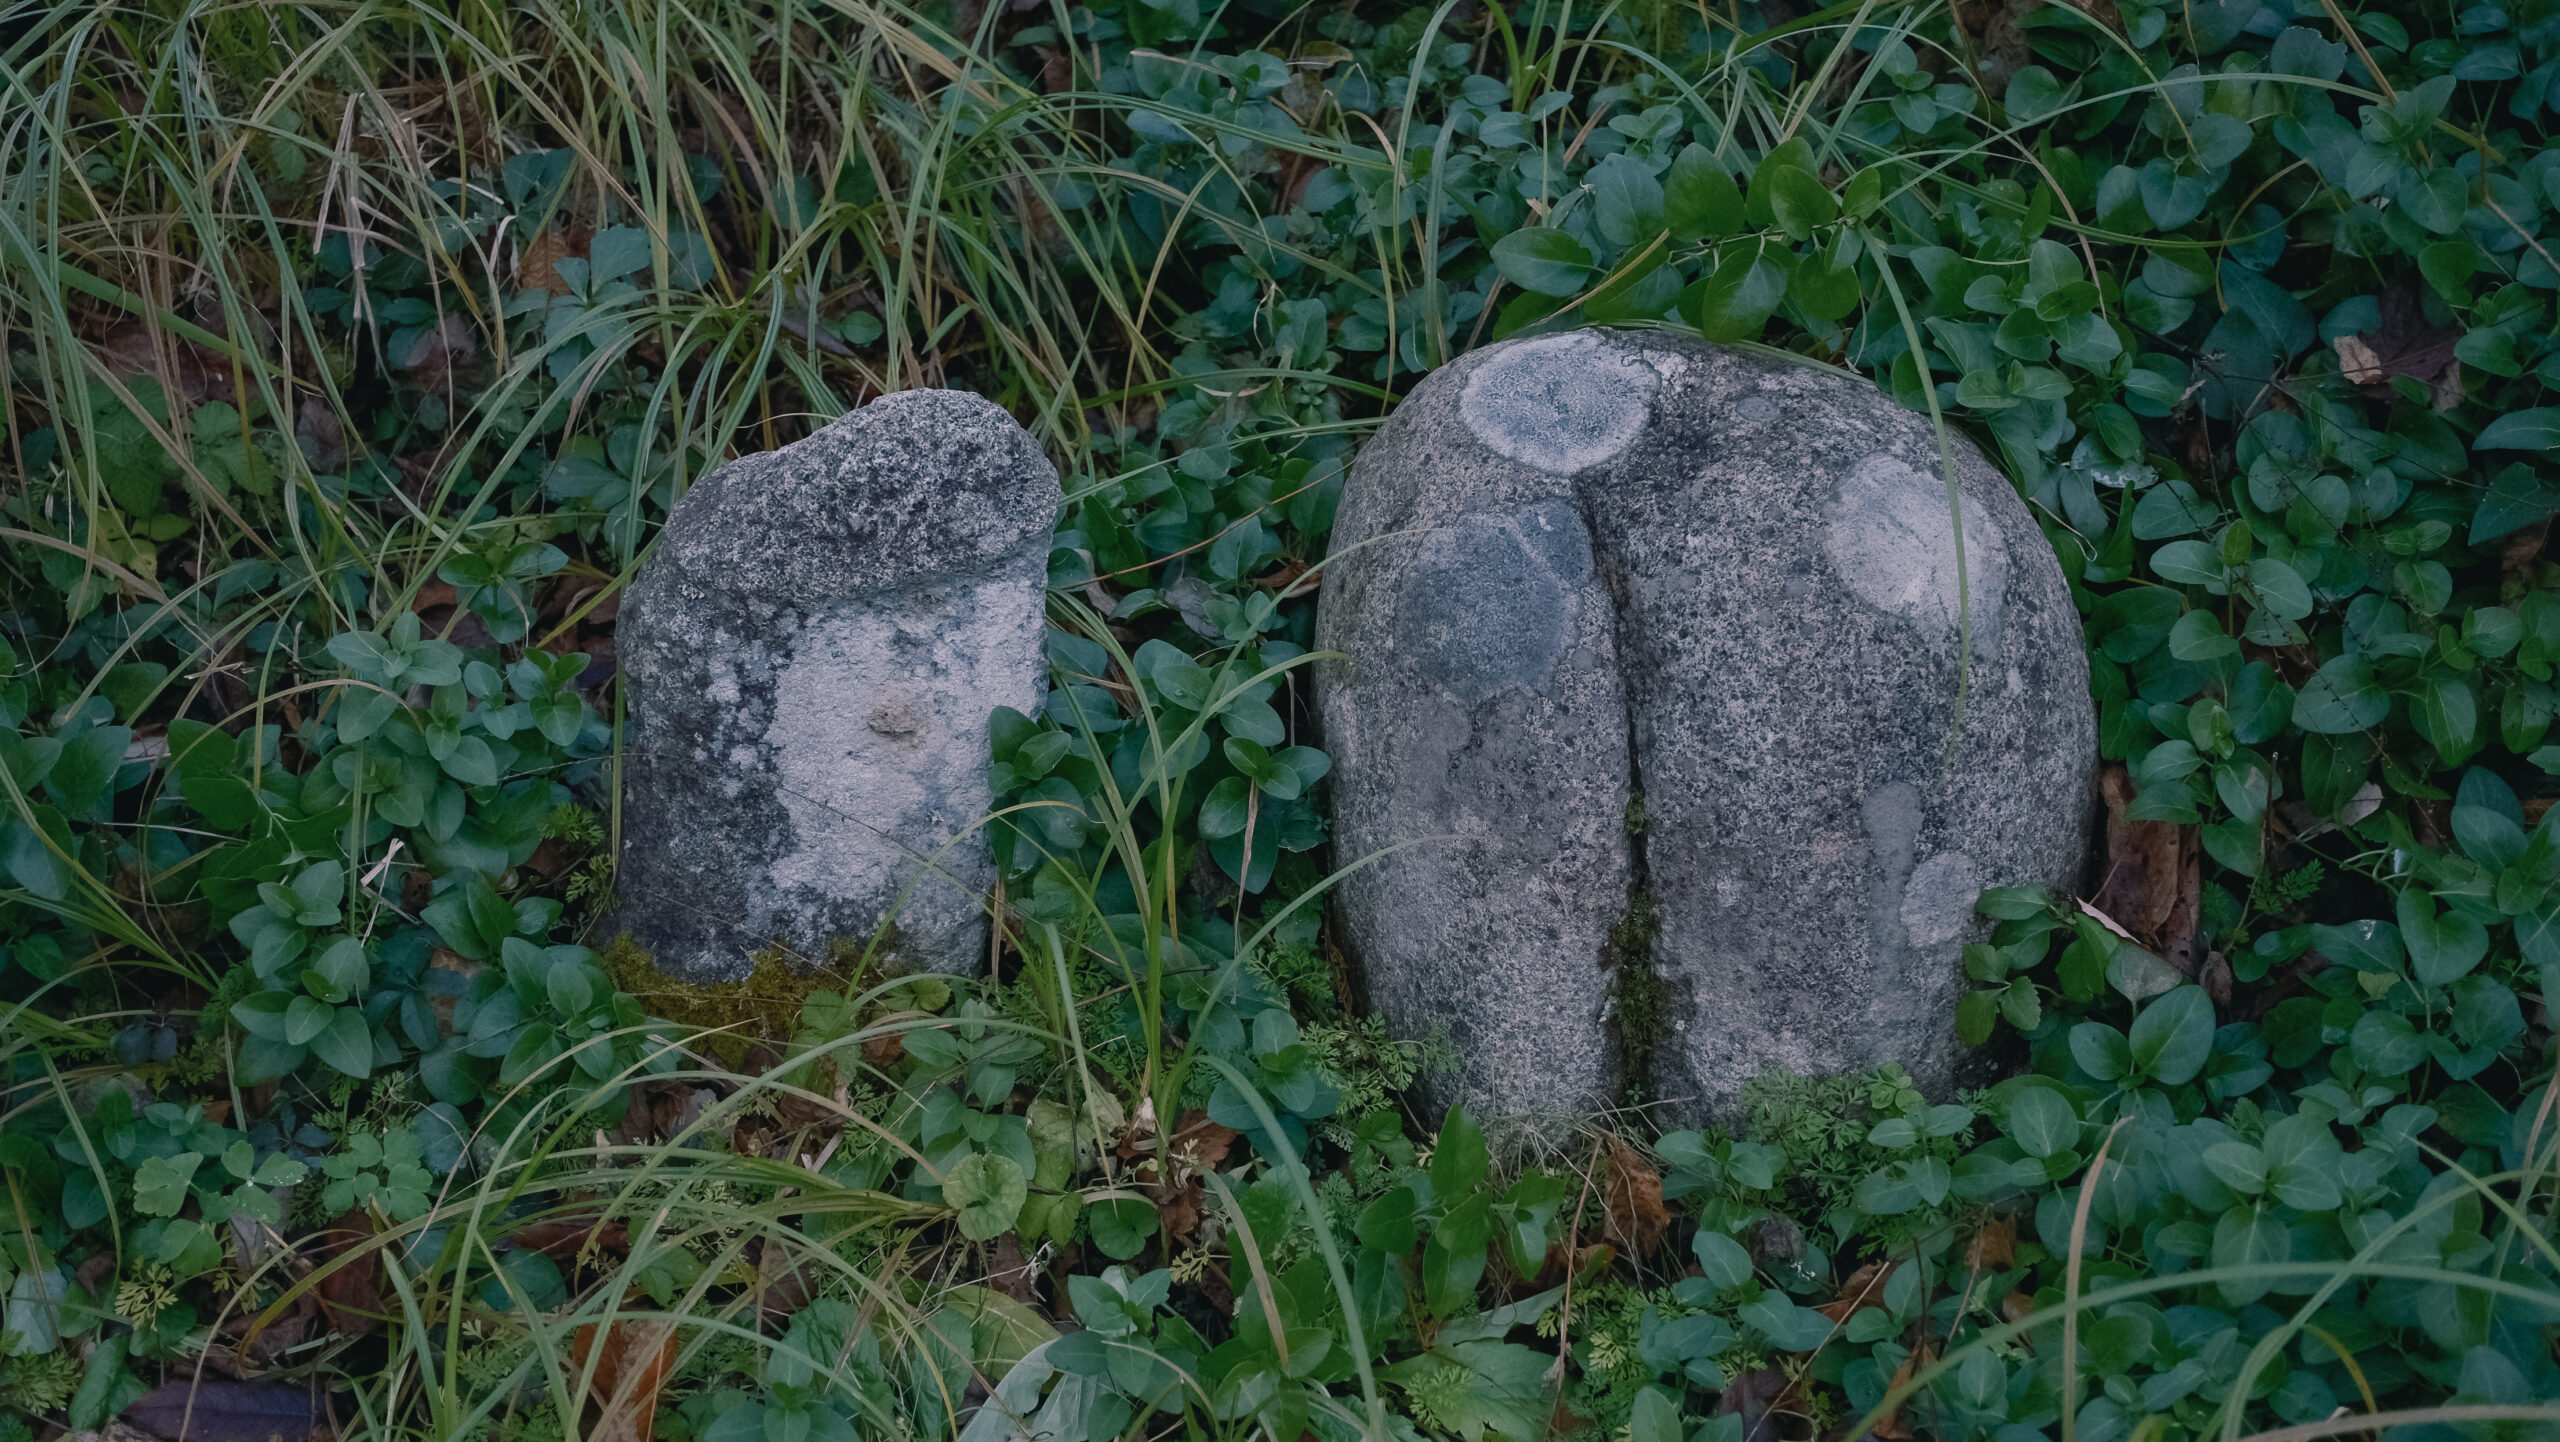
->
[2,0,2560,1437]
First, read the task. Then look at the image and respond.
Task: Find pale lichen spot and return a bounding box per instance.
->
[1900,851,1983,948]
[1823,453,2009,655]
[1458,333,1659,474]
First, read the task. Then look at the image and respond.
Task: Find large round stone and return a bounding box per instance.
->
[1313,331,2094,1122]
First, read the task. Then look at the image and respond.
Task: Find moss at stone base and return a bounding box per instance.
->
[597,935,899,1067]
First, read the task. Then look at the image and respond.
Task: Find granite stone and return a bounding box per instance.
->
[1314,331,2095,1122]
[616,388,1060,981]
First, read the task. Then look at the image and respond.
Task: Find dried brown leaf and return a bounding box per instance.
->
[1870,1343,1933,1439]
[2503,519,2551,592]
[517,226,591,295]
[510,1213,631,1261]
[1816,1260,1895,1323]
[987,1232,1040,1306]
[1966,1215,2017,1271]
[1601,1137,1669,1255]
[2337,282,2463,410]
[1156,1178,1206,1243]
[2094,764,2200,974]
[1716,1365,1792,1442]
[2332,333,2387,386]
[1168,1111,1238,1174]
[862,1010,933,1070]
[2202,949,2235,1006]
[573,1315,678,1442]
[311,1212,382,1338]
[2002,1289,2039,1340]
[1036,45,1072,92]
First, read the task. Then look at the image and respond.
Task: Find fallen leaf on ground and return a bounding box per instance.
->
[2201,949,2234,1005]
[123,1377,322,1441]
[1950,0,2031,90]
[216,1291,317,1374]
[311,1211,383,1337]
[862,1010,933,1069]
[1966,1214,2016,1271]
[510,1213,631,1261]
[2335,282,2461,411]
[1530,1241,1615,1289]
[2332,333,2387,386]
[2093,764,2199,974]
[1167,1111,1238,1173]
[572,1313,678,1442]
[987,1232,1040,1306]
[754,1237,814,1319]
[1156,1177,1206,1242]
[518,225,594,295]
[1869,1343,1933,1440]
[2002,1289,2040,1341]
[2503,520,2550,592]
[1716,1365,1792,1442]
[1601,1137,1668,1255]
[1817,1259,1896,1322]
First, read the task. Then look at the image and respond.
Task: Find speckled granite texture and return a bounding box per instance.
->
[1313,330,2095,1123]
[615,389,1060,981]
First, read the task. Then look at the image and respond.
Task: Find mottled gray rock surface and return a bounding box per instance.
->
[616,389,1059,981]
[1314,331,2094,1122]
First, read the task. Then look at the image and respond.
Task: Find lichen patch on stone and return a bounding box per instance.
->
[1397,504,1596,706]
[1822,453,2009,654]
[1899,851,1983,948]
[763,581,1038,934]
[1457,332,1659,474]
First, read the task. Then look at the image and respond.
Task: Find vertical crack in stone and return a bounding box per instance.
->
[1579,480,1679,1106]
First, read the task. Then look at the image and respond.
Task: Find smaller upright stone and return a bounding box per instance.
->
[616,390,1060,982]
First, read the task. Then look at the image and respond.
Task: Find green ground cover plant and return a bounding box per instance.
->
[3,0,2560,1437]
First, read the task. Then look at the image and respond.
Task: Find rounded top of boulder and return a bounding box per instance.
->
[653,387,1061,601]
